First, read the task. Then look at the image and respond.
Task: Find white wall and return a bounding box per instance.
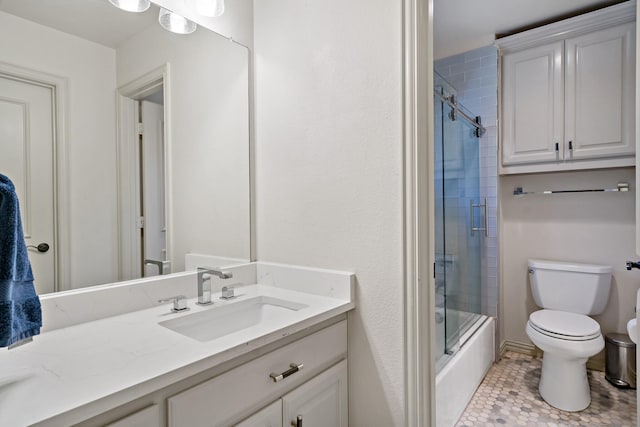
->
[254,1,405,425]
[500,168,639,346]
[117,24,251,272]
[0,11,118,290]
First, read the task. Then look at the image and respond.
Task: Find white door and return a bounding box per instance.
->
[0,75,55,294]
[140,100,167,277]
[282,360,348,427]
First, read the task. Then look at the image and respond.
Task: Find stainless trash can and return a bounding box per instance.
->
[605,332,636,389]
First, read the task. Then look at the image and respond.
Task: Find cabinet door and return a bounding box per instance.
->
[282,360,348,427]
[502,42,564,165]
[234,400,283,427]
[565,23,636,160]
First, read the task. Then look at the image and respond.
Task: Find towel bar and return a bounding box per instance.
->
[513,182,629,196]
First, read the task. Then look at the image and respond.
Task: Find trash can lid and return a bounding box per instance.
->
[605,332,635,348]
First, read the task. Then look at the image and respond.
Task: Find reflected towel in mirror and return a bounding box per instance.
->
[0,174,42,347]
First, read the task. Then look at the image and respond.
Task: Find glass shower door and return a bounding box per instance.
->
[434,75,483,360]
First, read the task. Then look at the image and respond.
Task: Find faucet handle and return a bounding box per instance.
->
[220,285,236,300]
[158,295,189,312]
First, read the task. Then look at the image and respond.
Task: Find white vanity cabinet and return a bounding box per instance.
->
[236,360,348,427]
[167,320,347,427]
[498,2,636,174]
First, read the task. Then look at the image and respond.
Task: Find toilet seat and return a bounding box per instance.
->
[528,309,601,341]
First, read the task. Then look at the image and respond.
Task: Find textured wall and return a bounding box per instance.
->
[254,0,405,425]
[501,168,638,346]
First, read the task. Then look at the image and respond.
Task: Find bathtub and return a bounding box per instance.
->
[435,314,495,426]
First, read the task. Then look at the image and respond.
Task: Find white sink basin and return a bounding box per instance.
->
[159,296,308,342]
[628,318,637,344]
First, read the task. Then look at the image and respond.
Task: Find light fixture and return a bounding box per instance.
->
[190,0,225,17]
[108,0,151,13]
[158,8,197,35]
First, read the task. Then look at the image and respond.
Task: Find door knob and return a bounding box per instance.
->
[27,243,50,253]
[626,261,640,270]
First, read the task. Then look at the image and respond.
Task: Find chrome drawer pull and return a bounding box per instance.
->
[269,363,304,383]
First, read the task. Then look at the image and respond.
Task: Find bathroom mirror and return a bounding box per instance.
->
[0,0,251,294]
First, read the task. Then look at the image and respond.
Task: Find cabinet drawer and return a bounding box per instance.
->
[104,405,160,427]
[168,320,347,427]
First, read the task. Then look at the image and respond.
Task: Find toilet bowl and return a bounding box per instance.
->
[526,309,604,411]
[526,259,612,412]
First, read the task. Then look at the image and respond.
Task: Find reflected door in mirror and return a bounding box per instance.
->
[0,75,55,294]
[141,99,168,277]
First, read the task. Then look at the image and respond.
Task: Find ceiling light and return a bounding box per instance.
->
[108,0,151,13]
[191,0,225,17]
[158,8,197,35]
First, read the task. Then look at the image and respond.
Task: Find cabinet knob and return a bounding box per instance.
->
[291,415,302,427]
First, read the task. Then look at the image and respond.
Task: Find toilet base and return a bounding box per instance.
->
[539,352,591,412]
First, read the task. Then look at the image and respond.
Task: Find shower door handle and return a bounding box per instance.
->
[470,199,488,237]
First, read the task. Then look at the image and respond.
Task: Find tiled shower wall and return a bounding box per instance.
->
[435,45,498,318]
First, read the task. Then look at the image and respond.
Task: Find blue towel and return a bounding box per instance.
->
[0,174,42,347]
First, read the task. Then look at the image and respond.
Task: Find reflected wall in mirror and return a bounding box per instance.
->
[0,0,250,295]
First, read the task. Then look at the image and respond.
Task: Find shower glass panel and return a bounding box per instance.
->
[434,73,483,367]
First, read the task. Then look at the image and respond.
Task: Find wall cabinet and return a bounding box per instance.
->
[501,41,563,166]
[498,3,636,174]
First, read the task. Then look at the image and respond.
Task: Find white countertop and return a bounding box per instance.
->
[0,284,353,426]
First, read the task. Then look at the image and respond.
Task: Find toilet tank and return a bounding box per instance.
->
[528,259,612,315]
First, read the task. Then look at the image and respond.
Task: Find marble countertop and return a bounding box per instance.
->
[0,284,353,426]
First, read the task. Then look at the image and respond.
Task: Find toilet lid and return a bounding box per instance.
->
[529,310,601,341]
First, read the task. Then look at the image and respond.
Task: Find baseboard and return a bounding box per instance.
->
[501,340,541,358]
[587,350,605,372]
[499,340,605,372]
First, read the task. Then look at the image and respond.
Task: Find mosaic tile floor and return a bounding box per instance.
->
[455,351,636,426]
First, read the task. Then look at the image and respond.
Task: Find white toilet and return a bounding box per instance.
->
[525,259,612,412]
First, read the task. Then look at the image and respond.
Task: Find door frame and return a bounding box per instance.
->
[403,0,435,425]
[0,61,70,292]
[116,64,171,281]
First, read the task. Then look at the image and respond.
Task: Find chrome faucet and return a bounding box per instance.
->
[145,259,171,275]
[197,267,233,305]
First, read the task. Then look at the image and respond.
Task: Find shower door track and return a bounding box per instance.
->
[434,90,486,137]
